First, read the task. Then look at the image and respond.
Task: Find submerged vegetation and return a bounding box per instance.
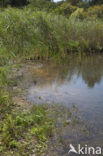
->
[0,0,103,155]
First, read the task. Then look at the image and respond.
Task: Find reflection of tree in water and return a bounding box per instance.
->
[52,54,103,88]
[22,53,103,89]
[76,54,103,88]
[62,54,103,88]
[81,65,102,88]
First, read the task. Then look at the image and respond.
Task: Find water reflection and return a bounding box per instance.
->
[18,53,103,154]
[27,54,103,106]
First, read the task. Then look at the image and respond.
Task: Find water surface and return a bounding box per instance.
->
[19,54,103,155]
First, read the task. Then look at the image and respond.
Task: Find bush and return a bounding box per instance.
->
[86,5,103,19]
[54,2,78,18]
[78,5,103,19]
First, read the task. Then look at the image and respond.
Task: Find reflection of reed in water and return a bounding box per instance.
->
[27,53,103,88]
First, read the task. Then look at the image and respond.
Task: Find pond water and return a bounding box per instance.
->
[19,53,103,155]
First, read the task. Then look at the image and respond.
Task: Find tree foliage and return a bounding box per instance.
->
[54,2,77,17]
[10,0,29,7]
[89,0,103,5]
[66,0,82,6]
[0,0,29,7]
[0,0,54,8]
[0,0,10,7]
[28,0,56,10]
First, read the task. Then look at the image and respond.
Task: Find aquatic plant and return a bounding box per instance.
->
[0,8,102,61]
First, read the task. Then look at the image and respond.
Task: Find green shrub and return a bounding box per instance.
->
[86,5,103,19]
[78,5,103,19]
[54,2,78,18]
